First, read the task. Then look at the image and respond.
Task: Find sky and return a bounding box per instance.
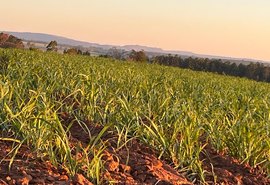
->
[1,0,270,61]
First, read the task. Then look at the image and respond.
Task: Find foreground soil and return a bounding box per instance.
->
[0,140,93,185]
[1,116,269,184]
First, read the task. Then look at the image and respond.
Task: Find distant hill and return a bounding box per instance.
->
[6,31,106,48]
[4,31,195,56]
[2,31,268,64]
[121,45,164,53]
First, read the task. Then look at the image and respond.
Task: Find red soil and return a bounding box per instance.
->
[0,113,269,184]
[202,144,270,185]
[0,140,92,185]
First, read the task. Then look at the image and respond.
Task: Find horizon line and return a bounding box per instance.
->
[2,30,269,63]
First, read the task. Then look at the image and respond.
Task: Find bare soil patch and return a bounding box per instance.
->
[201,144,270,185]
[1,114,269,184]
[0,140,92,185]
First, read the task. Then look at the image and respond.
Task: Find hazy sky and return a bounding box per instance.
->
[1,0,270,61]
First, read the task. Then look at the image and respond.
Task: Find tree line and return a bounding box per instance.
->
[151,55,270,82]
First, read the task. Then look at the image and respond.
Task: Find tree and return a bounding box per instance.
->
[0,33,24,49]
[0,33,9,43]
[46,40,58,52]
[128,50,148,62]
[107,47,124,60]
[83,51,91,56]
[26,42,40,51]
[64,48,78,55]
[77,49,83,55]
[63,48,86,55]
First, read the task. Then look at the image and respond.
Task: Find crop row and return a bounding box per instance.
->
[0,49,269,183]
